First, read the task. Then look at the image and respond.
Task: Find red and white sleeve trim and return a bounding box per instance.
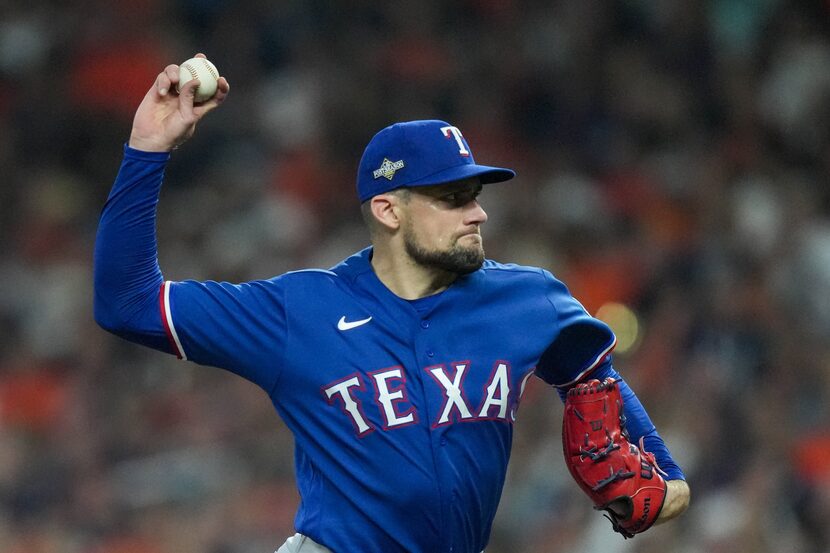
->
[553,335,617,389]
[159,281,187,360]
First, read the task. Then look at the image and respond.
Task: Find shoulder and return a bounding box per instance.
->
[461,260,568,305]
[476,260,586,316]
[480,259,547,276]
[281,268,339,281]
[269,247,371,288]
[274,268,342,292]
[478,259,561,288]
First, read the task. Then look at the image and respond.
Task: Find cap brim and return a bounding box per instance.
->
[405,163,515,188]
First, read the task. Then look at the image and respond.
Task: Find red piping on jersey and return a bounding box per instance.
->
[159,282,183,359]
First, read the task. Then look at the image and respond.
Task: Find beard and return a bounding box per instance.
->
[402,223,485,275]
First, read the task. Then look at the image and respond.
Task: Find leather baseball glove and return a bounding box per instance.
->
[562,378,667,538]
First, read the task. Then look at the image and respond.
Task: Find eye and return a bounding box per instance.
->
[441,189,480,207]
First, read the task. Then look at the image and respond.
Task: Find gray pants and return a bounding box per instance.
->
[276,534,333,553]
[276,533,485,553]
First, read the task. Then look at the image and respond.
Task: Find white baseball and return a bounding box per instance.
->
[177,57,220,103]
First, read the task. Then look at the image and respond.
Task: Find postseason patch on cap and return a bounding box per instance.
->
[373,158,405,181]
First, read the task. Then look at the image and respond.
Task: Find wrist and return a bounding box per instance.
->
[655,479,690,524]
[123,143,172,162]
[128,134,174,153]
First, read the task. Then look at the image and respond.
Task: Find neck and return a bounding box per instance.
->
[370,242,457,300]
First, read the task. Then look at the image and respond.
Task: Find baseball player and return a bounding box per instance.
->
[94,56,690,553]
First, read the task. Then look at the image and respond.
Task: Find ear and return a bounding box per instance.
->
[370,193,403,231]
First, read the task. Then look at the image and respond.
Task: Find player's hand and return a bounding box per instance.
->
[128,53,230,153]
[562,378,668,538]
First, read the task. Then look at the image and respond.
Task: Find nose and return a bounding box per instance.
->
[464,199,488,226]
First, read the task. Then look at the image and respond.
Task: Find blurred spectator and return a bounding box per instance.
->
[2,1,830,552]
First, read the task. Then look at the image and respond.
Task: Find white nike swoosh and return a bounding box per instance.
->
[337,315,373,331]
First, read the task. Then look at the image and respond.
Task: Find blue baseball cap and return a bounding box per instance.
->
[356,120,515,202]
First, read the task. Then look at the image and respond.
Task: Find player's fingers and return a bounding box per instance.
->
[177,78,199,120]
[154,73,169,97]
[194,52,207,59]
[217,76,230,96]
[211,76,230,105]
[156,64,179,96]
[164,64,180,82]
[195,77,229,116]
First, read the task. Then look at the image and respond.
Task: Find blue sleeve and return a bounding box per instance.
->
[164,279,287,392]
[534,270,616,387]
[556,360,686,481]
[94,146,287,392]
[93,145,171,352]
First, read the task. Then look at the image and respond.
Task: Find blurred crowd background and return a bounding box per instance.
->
[2,1,830,552]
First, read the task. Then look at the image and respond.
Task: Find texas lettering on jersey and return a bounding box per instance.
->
[322,360,536,436]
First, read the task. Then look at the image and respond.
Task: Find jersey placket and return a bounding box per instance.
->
[410,304,460,552]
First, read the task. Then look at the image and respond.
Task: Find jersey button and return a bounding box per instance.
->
[426,350,434,357]
[440,437,447,446]
[420,319,430,329]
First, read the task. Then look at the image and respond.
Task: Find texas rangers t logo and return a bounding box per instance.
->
[441,125,470,157]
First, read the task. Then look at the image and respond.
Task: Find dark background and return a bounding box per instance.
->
[2,1,830,552]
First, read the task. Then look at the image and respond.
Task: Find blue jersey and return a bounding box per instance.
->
[162,250,614,552]
[94,147,682,553]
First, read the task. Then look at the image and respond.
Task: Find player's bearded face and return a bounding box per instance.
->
[399,181,487,275]
[402,219,485,275]
[400,177,487,275]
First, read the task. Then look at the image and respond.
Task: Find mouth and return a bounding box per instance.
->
[458,233,482,243]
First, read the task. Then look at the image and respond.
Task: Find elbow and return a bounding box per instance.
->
[93,287,172,354]
[93,281,144,336]
[93,258,123,333]
[93,266,160,335]
[93,282,165,342]
[92,251,165,341]
[93,293,128,334]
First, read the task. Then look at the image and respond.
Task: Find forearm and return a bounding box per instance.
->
[93,146,171,350]
[557,360,685,481]
[583,363,691,523]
